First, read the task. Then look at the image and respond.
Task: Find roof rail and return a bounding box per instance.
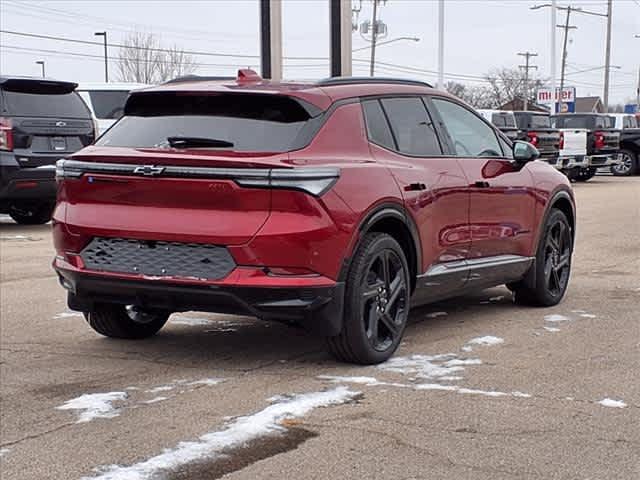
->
[163,75,235,85]
[316,76,433,88]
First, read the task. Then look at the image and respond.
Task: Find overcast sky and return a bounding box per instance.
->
[1,0,638,103]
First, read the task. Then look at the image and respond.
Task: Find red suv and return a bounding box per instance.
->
[53,72,575,364]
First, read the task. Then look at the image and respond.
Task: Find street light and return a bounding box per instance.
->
[94,31,108,82]
[35,60,45,78]
[352,36,419,52]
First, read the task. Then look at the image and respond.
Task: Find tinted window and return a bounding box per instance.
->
[628,116,639,128]
[0,90,89,118]
[97,93,314,152]
[431,98,502,157]
[362,99,395,150]
[491,113,516,128]
[379,97,442,156]
[513,112,551,129]
[85,90,130,119]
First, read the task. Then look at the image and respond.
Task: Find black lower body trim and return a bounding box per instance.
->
[57,269,345,337]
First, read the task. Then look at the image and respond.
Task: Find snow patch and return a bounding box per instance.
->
[57,392,127,423]
[0,448,9,457]
[544,314,571,323]
[146,385,174,394]
[83,387,359,480]
[415,384,531,399]
[170,315,213,326]
[598,398,627,409]
[379,353,479,382]
[579,313,597,319]
[489,295,504,302]
[54,311,83,319]
[466,336,504,347]
[425,311,447,319]
[543,326,561,333]
[317,375,380,385]
[187,378,223,387]
[143,396,169,405]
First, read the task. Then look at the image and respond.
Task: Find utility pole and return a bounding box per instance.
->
[369,0,379,76]
[551,0,557,112]
[558,6,577,113]
[603,0,612,111]
[94,31,108,82]
[437,0,444,90]
[518,52,538,110]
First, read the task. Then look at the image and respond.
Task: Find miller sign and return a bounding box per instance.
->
[536,87,576,105]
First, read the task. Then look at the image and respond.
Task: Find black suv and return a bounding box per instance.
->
[0,77,95,224]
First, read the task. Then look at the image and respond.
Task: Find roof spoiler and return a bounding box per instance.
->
[0,78,78,94]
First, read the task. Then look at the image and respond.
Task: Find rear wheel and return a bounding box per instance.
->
[611,149,637,176]
[9,202,54,225]
[326,233,411,365]
[513,209,572,306]
[84,304,170,339]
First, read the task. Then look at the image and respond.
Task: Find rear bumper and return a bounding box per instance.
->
[54,262,345,337]
[556,154,619,169]
[0,163,56,204]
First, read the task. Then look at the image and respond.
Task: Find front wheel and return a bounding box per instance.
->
[326,233,411,365]
[513,209,573,306]
[84,304,170,339]
[611,150,637,176]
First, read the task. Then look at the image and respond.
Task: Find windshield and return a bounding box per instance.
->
[84,90,130,119]
[0,89,89,118]
[96,93,316,152]
[552,116,594,129]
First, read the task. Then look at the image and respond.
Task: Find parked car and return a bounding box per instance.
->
[53,72,576,364]
[608,113,640,176]
[0,76,95,224]
[76,83,148,136]
[477,109,520,141]
[511,111,563,168]
[551,113,620,181]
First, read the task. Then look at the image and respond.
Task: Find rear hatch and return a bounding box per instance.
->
[59,90,328,245]
[513,112,560,157]
[0,78,94,167]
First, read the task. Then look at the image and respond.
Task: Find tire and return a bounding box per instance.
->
[326,233,411,365]
[84,303,170,339]
[611,149,637,176]
[572,168,596,182]
[513,209,573,307]
[9,202,54,225]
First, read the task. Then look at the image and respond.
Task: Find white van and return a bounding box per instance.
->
[76,83,148,136]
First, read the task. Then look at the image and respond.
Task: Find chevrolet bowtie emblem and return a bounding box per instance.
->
[133,165,165,176]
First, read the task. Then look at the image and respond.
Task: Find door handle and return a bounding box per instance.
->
[405,182,427,191]
[474,181,490,188]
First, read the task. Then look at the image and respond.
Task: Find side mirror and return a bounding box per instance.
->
[513,140,540,163]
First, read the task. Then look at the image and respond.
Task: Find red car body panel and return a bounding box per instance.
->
[52,77,575,336]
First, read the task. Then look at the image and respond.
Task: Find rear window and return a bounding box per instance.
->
[83,90,130,119]
[491,113,516,128]
[96,93,317,152]
[552,116,596,129]
[0,89,89,118]
[514,112,550,129]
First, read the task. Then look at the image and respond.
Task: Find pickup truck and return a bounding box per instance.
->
[550,113,620,182]
[477,109,520,141]
[511,111,562,166]
[608,113,640,176]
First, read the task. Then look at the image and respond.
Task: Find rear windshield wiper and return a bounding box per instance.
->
[167,136,234,149]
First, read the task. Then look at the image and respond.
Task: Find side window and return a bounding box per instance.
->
[362,99,395,150]
[431,98,503,157]
[380,97,442,156]
[595,116,607,129]
[498,135,513,159]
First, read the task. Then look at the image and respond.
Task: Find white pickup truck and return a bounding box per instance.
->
[550,114,621,181]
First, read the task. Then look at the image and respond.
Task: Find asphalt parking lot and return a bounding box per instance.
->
[1,176,639,480]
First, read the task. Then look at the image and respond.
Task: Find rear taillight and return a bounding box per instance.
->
[559,132,564,150]
[594,131,605,149]
[527,131,539,147]
[0,117,13,151]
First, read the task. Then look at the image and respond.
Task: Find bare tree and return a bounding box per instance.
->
[445,81,494,109]
[117,32,197,84]
[485,68,547,108]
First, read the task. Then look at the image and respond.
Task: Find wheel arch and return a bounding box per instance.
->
[533,188,576,256]
[340,203,422,293]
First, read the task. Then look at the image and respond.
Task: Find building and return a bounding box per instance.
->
[574,96,605,113]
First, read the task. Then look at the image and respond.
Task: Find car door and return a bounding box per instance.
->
[361,97,470,301]
[427,97,536,265]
